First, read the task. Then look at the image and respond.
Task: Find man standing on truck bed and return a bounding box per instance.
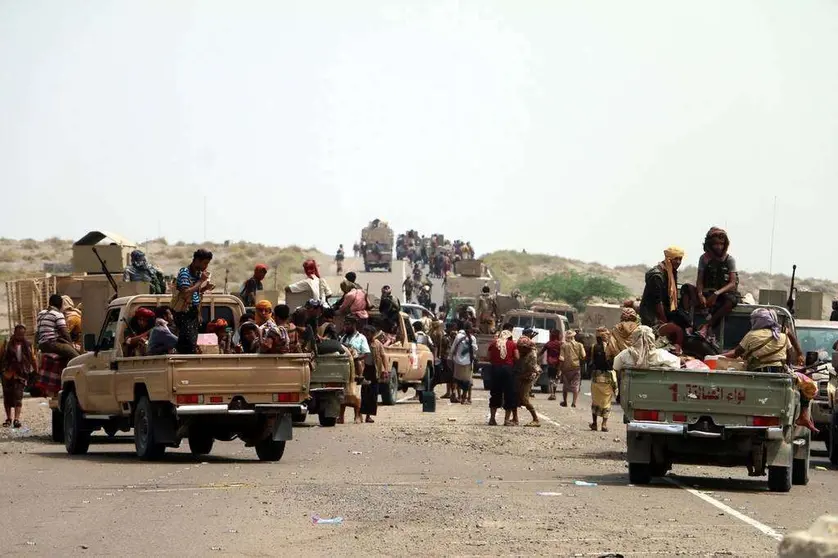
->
[639,246,690,349]
[693,227,739,339]
[476,285,497,334]
[173,249,215,354]
[240,264,268,307]
[36,294,80,361]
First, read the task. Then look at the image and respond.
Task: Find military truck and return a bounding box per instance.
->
[361,220,394,272]
[55,294,311,461]
[621,304,810,492]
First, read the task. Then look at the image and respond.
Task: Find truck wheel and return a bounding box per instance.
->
[318,413,337,427]
[255,439,286,462]
[292,409,308,424]
[540,385,549,394]
[188,431,215,456]
[380,367,398,406]
[792,455,810,486]
[767,465,792,492]
[63,391,91,455]
[51,409,65,443]
[134,396,166,461]
[650,461,669,477]
[628,463,651,485]
[829,412,838,466]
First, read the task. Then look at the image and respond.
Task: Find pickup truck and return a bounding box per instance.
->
[794,319,838,463]
[302,351,351,427]
[55,294,311,461]
[372,311,435,405]
[621,304,810,492]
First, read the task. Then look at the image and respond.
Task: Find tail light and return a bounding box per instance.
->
[273,393,301,403]
[324,383,344,388]
[672,413,687,423]
[209,396,223,404]
[634,410,661,421]
[176,394,203,405]
[751,416,780,427]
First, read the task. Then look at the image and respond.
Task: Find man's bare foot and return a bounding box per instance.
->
[488,418,498,426]
[796,413,819,434]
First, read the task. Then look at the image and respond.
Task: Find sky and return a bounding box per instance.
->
[1,1,837,278]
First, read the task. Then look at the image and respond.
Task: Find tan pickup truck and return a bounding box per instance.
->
[373,311,435,405]
[55,294,311,462]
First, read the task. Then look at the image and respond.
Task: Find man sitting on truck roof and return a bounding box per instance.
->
[692,227,739,340]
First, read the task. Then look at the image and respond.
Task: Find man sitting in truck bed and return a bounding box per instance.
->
[122,307,155,357]
[721,308,817,432]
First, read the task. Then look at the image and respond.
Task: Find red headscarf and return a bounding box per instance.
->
[254,264,268,274]
[303,259,320,278]
[135,307,155,320]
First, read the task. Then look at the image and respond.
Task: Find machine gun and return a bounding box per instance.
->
[92,246,120,302]
[787,264,797,317]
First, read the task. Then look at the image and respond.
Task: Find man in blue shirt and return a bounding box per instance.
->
[174,249,214,354]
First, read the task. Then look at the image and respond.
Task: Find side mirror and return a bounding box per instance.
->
[83,333,97,352]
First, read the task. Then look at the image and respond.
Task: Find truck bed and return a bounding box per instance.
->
[114,354,311,406]
[621,368,795,426]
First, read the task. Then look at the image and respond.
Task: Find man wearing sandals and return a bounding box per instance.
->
[1,325,37,429]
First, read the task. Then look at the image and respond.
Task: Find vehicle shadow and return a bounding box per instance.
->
[32,450,254,465]
[573,472,776,493]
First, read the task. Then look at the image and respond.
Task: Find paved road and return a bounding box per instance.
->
[0,382,832,556]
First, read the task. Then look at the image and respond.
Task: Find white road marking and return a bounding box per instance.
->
[664,477,783,541]
[536,412,563,428]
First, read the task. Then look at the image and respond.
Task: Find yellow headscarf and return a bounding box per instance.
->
[254,300,273,326]
[663,246,685,312]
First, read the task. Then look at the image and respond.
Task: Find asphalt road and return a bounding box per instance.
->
[1,380,833,557]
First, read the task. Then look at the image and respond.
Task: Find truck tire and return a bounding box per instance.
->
[134,396,166,461]
[650,461,669,477]
[830,412,838,466]
[540,385,549,394]
[380,367,399,406]
[63,391,91,455]
[767,465,792,492]
[792,456,810,486]
[318,413,337,427]
[255,439,286,462]
[628,463,651,485]
[188,431,214,456]
[51,409,65,443]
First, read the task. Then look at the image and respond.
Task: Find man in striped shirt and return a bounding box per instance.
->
[174,249,214,354]
[36,294,80,361]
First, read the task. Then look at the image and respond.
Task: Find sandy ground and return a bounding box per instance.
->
[0,382,833,557]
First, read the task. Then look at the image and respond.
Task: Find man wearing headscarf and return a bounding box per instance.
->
[694,227,739,339]
[560,330,586,408]
[124,250,166,294]
[639,246,691,348]
[722,308,815,432]
[286,259,332,305]
[590,327,617,432]
[61,295,83,348]
[606,307,640,403]
[240,264,268,307]
[122,307,156,357]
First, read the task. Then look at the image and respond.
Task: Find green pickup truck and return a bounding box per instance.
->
[621,304,810,492]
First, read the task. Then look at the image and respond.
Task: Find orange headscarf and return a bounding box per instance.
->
[663,246,685,312]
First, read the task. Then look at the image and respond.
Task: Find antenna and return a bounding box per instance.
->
[768,196,777,275]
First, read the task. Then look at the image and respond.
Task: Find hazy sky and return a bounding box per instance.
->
[2,1,837,277]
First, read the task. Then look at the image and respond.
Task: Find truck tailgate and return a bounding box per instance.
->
[622,368,795,423]
[169,354,310,402]
[312,354,350,387]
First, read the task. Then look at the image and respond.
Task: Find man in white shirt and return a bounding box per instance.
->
[448,323,477,404]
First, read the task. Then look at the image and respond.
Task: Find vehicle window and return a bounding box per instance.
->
[98,308,121,351]
[565,312,575,324]
[532,317,546,330]
[516,316,533,328]
[507,316,519,327]
[797,327,838,355]
[200,306,236,334]
[545,318,557,331]
[403,318,417,343]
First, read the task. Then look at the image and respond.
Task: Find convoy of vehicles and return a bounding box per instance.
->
[54,294,310,461]
[621,304,811,492]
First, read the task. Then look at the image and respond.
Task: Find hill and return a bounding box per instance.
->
[481,250,838,317]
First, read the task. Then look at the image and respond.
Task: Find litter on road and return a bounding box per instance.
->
[312,515,344,525]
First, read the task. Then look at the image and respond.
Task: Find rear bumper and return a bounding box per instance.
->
[309,387,345,393]
[176,404,305,416]
[627,421,784,440]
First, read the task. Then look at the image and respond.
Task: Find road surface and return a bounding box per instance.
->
[0,381,832,556]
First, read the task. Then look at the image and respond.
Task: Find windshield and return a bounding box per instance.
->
[797,327,838,355]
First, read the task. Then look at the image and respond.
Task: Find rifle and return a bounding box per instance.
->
[787,264,797,317]
[92,246,120,302]
[224,268,229,295]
